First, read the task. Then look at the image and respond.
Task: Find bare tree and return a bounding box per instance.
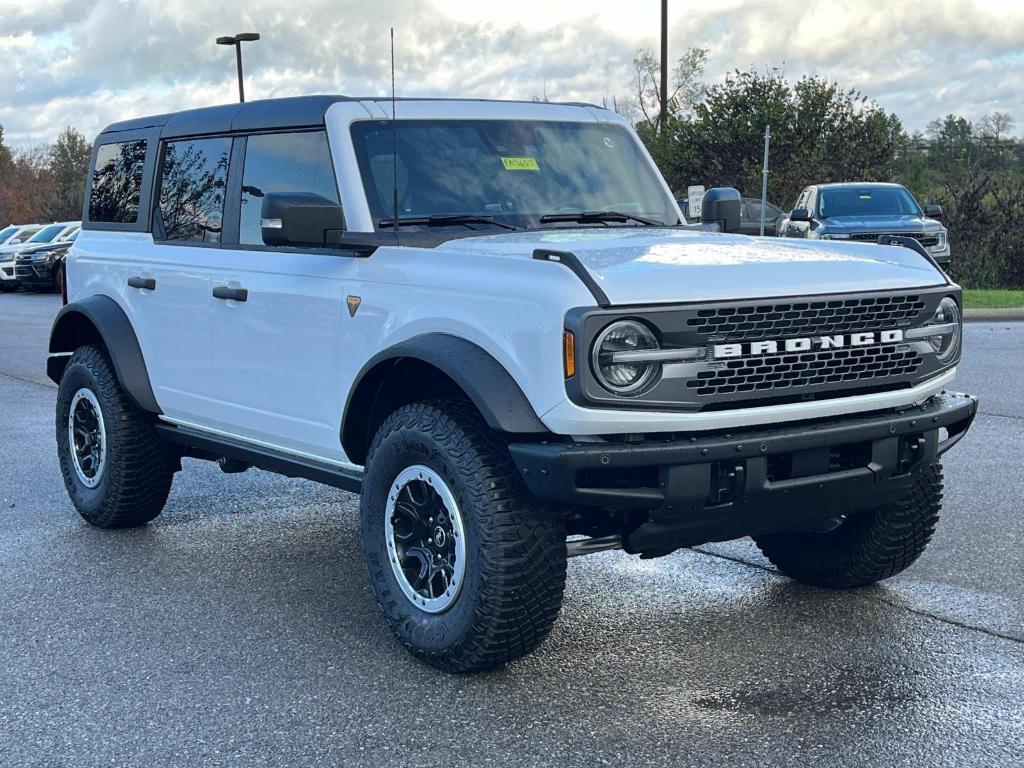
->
[977,111,1016,142]
[622,46,708,130]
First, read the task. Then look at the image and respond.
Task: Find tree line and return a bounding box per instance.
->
[0,125,92,225]
[626,49,1023,289]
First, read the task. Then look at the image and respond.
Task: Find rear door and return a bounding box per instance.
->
[204,130,352,460]
[123,135,234,421]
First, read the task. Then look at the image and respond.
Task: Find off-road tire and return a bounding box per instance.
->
[360,399,567,672]
[754,462,943,588]
[56,345,175,528]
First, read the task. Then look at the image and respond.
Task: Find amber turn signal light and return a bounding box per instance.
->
[563,331,576,378]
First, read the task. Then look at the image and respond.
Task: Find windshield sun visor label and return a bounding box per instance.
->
[500,156,540,171]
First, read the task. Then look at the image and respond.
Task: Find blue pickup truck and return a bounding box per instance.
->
[777,182,950,265]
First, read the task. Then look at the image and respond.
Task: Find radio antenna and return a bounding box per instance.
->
[390,27,399,234]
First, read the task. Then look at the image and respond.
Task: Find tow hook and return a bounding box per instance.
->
[897,435,927,474]
[708,461,745,506]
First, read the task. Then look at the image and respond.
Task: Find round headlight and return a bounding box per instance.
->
[929,296,961,363]
[591,320,660,395]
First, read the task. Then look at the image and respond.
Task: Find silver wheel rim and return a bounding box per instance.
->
[384,465,466,613]
[68,388,106,489]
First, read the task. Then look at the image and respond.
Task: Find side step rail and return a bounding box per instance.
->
[155,423,363,494]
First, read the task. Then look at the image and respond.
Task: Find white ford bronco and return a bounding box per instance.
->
[50,96,977,672]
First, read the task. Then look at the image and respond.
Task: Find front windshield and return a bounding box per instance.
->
[27,224,65,244]
[818,187,922,218]
[11,227,40,243]
[0,226,18,243]
[350,119,678,230]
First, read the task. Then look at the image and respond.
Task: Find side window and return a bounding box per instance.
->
[239,131,342,246]
[748,200,780,222]
[89,140,148,223]
[157,137,231,243]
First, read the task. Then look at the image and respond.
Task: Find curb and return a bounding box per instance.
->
[963,308,1024,322]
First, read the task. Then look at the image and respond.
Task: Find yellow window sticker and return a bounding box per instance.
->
[501,156,540,171]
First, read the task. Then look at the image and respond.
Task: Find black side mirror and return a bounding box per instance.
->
[261,192,343,247]
[924,203,943,220]
[789,207,811,223]
[701,187,742,233]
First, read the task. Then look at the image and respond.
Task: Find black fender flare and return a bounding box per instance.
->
[47,295,161,413]
[341,334,549,464]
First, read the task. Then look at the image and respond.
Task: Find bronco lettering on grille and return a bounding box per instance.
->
[713,329,905,359]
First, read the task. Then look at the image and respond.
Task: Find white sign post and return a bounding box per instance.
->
[760,125,771,237]
[687,185,705,220]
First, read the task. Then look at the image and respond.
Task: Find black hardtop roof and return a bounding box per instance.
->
[98,95,351,137]
[97,95,603,139]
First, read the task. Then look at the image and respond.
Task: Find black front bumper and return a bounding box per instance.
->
[14,260,55,283]
[509,391,977,553]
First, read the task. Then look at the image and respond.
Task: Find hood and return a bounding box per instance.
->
[435,228,947,305]
[0,241,40,255]
[19,241,70,256]
[821,214,943,233]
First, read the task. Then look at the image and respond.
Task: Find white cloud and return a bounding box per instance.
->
[1,0,1022,144]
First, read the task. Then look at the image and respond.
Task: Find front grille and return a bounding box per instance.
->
[848,232,940,247]
[686,343,923,398]
[572,287,951,413]
[685,295,928,342]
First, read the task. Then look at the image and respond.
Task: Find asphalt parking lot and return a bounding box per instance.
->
[1,291,1022,767]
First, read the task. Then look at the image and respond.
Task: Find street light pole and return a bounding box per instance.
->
[216,33,261,103]
[660,0,668,133]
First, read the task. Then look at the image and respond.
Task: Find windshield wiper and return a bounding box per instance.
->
[377,214,519,231]
[538,210,665,226]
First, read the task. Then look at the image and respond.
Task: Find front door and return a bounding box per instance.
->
[205,131,351,461]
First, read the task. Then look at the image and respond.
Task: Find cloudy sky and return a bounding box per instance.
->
[2,0,1022,145]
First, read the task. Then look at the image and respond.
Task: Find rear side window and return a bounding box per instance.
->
[239,131,341,246]
[89,140,148,223]
[157,137,231,243]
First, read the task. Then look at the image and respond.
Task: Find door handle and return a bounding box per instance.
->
[212,285,248,302]
[127,276,156,290]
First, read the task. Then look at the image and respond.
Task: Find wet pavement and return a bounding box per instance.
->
[1,292,1022,767]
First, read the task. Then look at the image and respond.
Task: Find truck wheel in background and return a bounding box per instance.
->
[360,399,567,672]
[754,463,943,588]
[56,345,176,528]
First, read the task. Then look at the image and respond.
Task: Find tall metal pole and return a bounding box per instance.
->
[759,125,771,237]
[218,34,259,103]
[660,0,668,133]
[235,43,245,102]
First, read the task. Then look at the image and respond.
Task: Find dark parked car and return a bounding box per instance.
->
[677,197,783,235]
[14,229,78,292]
[777,182,950,264]
[738,198,784,236]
